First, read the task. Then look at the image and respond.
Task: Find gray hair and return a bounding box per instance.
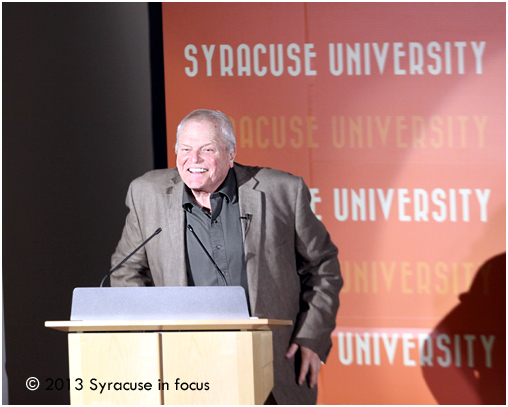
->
[175,109,236,153]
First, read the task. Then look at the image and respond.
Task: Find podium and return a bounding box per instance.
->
[45,319,291,405]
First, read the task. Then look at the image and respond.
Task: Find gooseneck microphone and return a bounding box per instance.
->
[187,224,228,286]
[100,228,162,287]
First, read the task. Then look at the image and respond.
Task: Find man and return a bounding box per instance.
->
[111,109,343,404]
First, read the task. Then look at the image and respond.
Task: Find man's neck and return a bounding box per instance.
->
[191,190,211,210]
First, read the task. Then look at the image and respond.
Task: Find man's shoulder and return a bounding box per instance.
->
[234,163,301,184]
[130,168,181,189]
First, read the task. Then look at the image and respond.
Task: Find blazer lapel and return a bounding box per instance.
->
[161,172,188,286]
[235,164,264,315]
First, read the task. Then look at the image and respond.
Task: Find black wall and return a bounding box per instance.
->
[3,3,165,404]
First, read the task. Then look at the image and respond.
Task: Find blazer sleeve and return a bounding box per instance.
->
[110,180,154,287]
[290,177,343,362]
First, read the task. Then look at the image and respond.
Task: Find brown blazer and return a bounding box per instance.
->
[111,163,343,404]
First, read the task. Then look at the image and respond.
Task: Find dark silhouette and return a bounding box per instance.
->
[423,253,506,404]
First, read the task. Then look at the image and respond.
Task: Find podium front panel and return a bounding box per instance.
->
[68,333,162,405]
[161,331,273,404]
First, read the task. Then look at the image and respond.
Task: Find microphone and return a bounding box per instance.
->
[100,228,162,287]
[187,224,228,286]
[240,214,252,241]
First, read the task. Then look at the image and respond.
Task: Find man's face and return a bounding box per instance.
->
[176,119,236,195]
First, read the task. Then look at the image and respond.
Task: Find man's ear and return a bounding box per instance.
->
[229,147,237,165]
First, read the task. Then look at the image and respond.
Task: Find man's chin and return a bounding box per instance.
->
[182,176,208,189]
[186,183,213,195]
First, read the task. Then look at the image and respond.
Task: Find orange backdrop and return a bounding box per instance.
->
[162,3,505,404]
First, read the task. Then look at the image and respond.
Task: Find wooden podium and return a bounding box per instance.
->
[45,319,291,405]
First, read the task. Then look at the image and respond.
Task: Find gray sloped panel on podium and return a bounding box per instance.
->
[70,286,250,321]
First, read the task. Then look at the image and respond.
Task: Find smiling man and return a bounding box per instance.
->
[111,109,343,405]
[176,114,236,208]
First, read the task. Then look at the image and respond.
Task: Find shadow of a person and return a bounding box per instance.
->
[422,253,506,404]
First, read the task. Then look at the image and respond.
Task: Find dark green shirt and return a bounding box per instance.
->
[182,169,248,297]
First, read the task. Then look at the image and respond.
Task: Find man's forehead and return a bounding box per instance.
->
[180,119,221,140]
[182,117,219,132]
[179,139,217,148]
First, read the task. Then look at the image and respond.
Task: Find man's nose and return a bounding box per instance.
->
[191,150,202,162]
